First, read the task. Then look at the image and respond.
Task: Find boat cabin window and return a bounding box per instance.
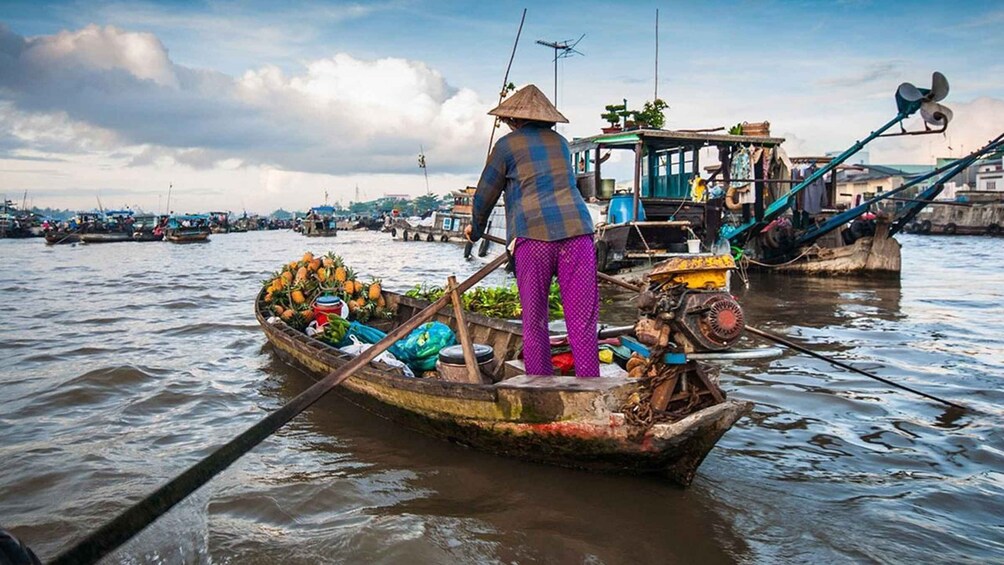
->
[643,147,698,199]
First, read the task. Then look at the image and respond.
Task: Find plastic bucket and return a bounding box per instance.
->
[314,295,347,326]
[607,193,646,224]
[687,239,701,253]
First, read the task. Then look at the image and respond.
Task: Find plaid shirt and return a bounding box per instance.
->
[470,123,594,243]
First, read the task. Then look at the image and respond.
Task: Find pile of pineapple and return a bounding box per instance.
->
[261,251,389,330]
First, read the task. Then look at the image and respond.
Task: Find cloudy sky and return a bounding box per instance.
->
[1,0,1002,213]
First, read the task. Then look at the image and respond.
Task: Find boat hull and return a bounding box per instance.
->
[80,232,133,244]
[763,233,900,275]
[256,292,750,485]
[166,229,210,243]
[44,232,80,244]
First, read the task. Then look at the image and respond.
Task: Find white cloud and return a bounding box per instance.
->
[0,23,493,177]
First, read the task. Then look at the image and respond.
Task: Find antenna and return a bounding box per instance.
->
[535,34,584,108]
[418,145,430,195]
[654,9,659,100]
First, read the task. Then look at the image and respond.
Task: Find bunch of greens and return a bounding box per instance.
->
[406,282,563,319]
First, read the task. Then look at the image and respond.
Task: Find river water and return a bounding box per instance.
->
[1,231,1001,563]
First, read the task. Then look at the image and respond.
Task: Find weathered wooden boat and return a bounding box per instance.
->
[131,214,166,242]
[747,218,901,275]
[165,214,211,243]
[904,191,1004,237]
[255,289,751,485]
[166,228,210,243]
[302,206,338,237]
[44,231,80,244]
[80,231,134,244]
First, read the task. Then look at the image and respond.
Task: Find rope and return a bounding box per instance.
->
[740,244,821,268]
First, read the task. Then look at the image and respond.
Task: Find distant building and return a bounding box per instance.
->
[383,193,411,200]
[834,164,933,207]
[935,156,979,200]
[826,149,869,165]
[975,155,1004,192]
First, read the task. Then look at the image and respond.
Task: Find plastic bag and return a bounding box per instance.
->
[338,336,415,378]
[395,322,456,372]
[336,322,408,360]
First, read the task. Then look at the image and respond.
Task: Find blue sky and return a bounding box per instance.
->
[1,0,1001,211]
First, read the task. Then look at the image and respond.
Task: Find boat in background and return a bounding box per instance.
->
[302,206,338,237]
[132,214,167,242]
[165,214,211,243]
[78,210,135,244]
[209,211,232,234]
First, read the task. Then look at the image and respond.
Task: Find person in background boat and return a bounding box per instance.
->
[464,84,600,378]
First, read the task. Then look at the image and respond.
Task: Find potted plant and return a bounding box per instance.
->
[635,99,668,130]
[601,104,624,133]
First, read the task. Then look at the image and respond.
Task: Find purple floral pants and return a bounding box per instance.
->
[513,234,600,377]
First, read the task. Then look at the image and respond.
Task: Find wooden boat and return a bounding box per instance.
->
[80,232,133,244]
[165,228,210,243]
[302,206,338,237]
[165,214,211,243]
[44,231,80,244]
[255,289,751,485]
[749,218,901,275]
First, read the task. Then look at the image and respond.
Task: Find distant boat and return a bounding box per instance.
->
[132,214,168,242]
[301,206,338,237]
[165,214,211,243]
[76,210,136,244]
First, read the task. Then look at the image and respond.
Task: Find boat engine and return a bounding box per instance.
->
[634,254,744,354]
[621,254,743,431]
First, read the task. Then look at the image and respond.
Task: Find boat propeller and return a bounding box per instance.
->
[885,71,952,136]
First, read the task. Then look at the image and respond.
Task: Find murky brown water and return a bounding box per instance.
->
[1,231,1001,563]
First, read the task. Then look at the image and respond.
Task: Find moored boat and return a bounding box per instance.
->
[80,232,134,244]
[302,206,338,237]
[165,214,211,243]
[255,288,751,485]
[132,214,167,241]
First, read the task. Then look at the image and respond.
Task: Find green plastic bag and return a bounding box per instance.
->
[395,322,456,372]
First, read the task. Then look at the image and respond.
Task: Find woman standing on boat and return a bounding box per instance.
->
[464,84,599,378]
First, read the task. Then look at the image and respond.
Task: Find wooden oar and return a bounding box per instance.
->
[51,251,509,565]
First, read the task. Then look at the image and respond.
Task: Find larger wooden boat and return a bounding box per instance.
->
[255,290,751,485]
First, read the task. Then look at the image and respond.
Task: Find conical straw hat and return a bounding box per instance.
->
[488,84,568,123]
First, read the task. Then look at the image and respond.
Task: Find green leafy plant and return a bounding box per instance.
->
[634,99,668,129]
[406,282,564,319]
[601,103,626,128]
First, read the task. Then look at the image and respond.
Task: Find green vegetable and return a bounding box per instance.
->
[405,281,564,319]
[318,316,351,345]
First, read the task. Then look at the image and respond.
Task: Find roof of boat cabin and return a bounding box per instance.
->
[569,128,785,152]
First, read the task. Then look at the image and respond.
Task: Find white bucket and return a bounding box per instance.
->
[686,239,701,254]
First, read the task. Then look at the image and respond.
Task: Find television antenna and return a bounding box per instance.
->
[535,34,584,108]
